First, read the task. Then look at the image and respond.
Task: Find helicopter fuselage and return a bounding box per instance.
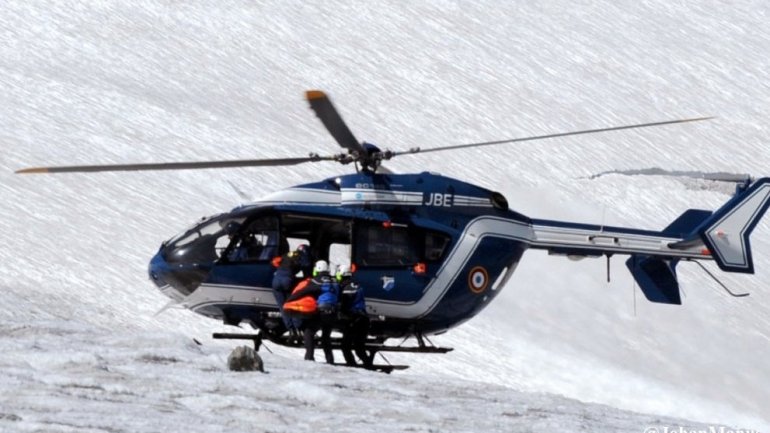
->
[148,171,528,337]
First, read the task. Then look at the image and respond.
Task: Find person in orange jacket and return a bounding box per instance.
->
[271,244,312,338]
[283,260,337,361]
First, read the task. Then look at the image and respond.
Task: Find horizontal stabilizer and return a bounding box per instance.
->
[626,255,681,304]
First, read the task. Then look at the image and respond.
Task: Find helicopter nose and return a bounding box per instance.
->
[148,247,211,301]
[148,249,183,301]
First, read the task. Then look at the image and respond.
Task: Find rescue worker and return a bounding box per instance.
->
[282,260,338,362]
[271,244,311,338]
[337,264,371,367]
[282,274,319,361]
[315,260,340,364]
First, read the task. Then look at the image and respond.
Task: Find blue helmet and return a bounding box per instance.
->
[293,244,313,274]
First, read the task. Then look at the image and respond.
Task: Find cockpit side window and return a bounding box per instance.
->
[224,215,280,263]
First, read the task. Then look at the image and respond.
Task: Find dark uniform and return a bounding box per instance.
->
[271,245,311,334]
[338,277,370,366]
[316,272,339,364]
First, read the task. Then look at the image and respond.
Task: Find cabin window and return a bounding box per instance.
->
[355,225,417,266]
[425,232,450,261]
[354,223,451,267]
[287,237,310,251]
[280,213,352,265]
[329,242,352,270]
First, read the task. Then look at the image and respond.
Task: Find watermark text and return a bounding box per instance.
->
[644,426,758,433]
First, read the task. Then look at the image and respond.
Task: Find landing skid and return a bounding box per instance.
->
[213,331,453,353]
[213,332,266,351]
[212,331,453,372]
[330,362,410,374]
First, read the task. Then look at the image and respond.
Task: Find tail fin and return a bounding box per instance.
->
[661,209,713,238]
[697,177,770,273]
[625,179,770,304]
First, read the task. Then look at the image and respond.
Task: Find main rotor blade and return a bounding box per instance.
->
[15,156,328,174]
[306,90,364,154]
[412,116,714,155]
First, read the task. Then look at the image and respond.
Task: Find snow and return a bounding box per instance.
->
[2,1,769,431]
[0,320,718,433]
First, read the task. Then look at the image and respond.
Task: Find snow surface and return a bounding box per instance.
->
[2,1,769,431]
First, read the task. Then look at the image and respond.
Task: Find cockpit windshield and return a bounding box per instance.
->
[163,215,242,265]
[162,213,283,266]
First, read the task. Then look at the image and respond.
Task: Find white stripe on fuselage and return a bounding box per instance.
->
[366,216,707,319]
[253,185,495,209]
[256,188,341,206]
[367,217,533,319]
[530,224,706,258]
[176,210,704,320]
[184,284,276,313]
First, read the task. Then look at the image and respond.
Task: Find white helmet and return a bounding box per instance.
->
[336,263,353,281]
[313,260,330,276]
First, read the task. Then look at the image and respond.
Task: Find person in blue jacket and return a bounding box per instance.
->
[313,260,339,364]
[336,264,371,367]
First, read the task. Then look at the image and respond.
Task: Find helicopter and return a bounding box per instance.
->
[17,90,770,369]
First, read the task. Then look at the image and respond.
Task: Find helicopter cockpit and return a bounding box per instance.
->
[162,215,232,265]
[161,214,282,265]
[149,213,280,297]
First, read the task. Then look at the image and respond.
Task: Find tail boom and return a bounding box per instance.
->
[528,221,711,260]
[524,177,770,304]
[527,221,706,305]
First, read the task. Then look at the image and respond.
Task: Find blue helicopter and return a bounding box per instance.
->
[17,90,770,366]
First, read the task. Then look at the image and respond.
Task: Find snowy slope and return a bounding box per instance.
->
[2,1,770,431]
[0,319,721,433]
